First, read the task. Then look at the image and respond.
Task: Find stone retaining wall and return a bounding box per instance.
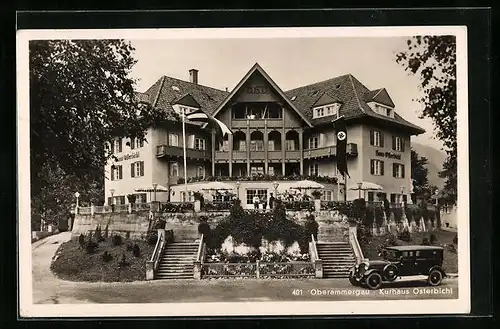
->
[72,210,349,242]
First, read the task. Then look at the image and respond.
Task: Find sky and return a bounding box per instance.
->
[127,36,443,150]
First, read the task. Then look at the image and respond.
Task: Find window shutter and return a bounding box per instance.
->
[110,142,114,154]
[131,163,135,177]
[380,161,384,175]
[370,160,374,175]
[392,163,396,177]
[188,135,195,149]
[392,136,396,150]
[402,164,405,178]
[370,129,374,145]
[119,166,123,179]
[380,132,384,147]
[130,138,135,149]
[111,167,115,181]
[140,161,144,176]
[118,139,122,152]
[390,194,395,203]
[401,138,405,152]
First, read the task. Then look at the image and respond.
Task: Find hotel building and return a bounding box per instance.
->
[104,63,425,208]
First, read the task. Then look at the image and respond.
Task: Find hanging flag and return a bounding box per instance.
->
[185,109,232,137]
[333,116,349,178]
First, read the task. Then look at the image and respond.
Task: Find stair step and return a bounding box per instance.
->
[155,276,193,279]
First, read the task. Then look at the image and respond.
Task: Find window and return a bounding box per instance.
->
[170,162,179,176]
[130,161,144,177]
[250,140,264,151]
[195,138,206,150]
[239,140,247,151]
[250,165,265,176]
[286,140,296,151]
[312,103,340,119]
[180,191,193,202]
[367,191,374,202]
[393,163,405,178]
[111,165,123,181]
[321,190,333,201]
[197,165,205,178]
[114,196,125,205]
[370,159,384,176]
[246,189,268,205]
[390,193,402,204]
[136,193,147,203]
[169,134,179,147]
[114,138,122,153]
[130,137,144,149]
[392,136,405,151]
[219,140,229,151]
[268,166,275,176]
[370,130,384,147]
[309,163,319,176]
[308,136,319,149]
[268,140,275,151]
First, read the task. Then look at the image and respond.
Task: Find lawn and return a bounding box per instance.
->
[361,230,459,274]
[50,236,155,282]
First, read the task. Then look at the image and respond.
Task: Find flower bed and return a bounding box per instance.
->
[259,262,315,278]
[179,174,338,184]
[159,202,194,213]
[203,201,233,212]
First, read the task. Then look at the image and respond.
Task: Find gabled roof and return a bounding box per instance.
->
[364,88,396,108]
[140,75,229,121]
[211,63,313,127]
[312,92,342,108]
[171,94,201,108]
[285,74,425,134]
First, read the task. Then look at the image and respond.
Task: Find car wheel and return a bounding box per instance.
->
[428,269,443,286]
[349,272,359,286]
[365,272,383,290]
[383,264,398,282]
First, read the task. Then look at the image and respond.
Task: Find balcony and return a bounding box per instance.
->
[268,150,282,161]
[231,118,283,129]
[303,143,358,159]
[156,145,211,160]
[286,150,301,160]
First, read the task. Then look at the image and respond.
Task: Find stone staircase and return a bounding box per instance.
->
[316,242,356,278]
[155,242,198,280]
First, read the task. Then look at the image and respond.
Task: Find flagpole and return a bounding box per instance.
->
[182,108,188,201]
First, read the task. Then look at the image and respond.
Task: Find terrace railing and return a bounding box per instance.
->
[348,225,365,265]
[146,229,171,280]
[201,262,258,279]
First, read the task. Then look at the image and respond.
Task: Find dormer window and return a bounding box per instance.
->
[312,103,341,119]
[173,104,198,116]
[369,102,395,118]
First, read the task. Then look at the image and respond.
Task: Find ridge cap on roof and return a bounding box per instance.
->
[284,73,352,93]
[348,74,366,114]
[161,75,229,93]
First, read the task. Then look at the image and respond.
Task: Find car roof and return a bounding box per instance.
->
[384,245,444,251]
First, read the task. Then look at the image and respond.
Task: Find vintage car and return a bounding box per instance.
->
[349,245,446,290]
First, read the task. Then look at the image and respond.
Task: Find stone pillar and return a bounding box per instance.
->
[146,261,154,280]
[256,260,260,279]
[90,204,95,216]
[193,261,202,279]
[372,222,378,236]
[299,128,304,175]
[128,203,132,214]
[194,200,201,212]
[314,259,323,278]
[314,199,321,212]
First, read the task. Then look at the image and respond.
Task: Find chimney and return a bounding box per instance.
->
[189,69,198,84]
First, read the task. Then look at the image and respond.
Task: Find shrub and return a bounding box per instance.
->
[95,225,105,242]
[102,251,113,262]
[398,229,411,242]
[125,231,131,239]
[198,222,211,236]
[422,237,430,245]
[352,198,367,221]
[153,219,166,230]
[430,234,438,245]
[356,224,372,247]
[112,234,123,246]
[127,194,137,204]
[85,239,98,254]
[126,243,134,251]
[146,231,158,245]
[78,233,86,249]
[132,244,141,257]
[118,254,129,268]
[103,224,109,239]
[453,234,458,245]
[311,190,322,199]
[304,214,319,240]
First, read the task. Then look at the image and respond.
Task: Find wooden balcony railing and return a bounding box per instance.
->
[156,145,211,160]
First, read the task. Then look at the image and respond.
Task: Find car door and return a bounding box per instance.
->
[398,251,417,276]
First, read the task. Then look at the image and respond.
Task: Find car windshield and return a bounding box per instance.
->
[381,249,398,261]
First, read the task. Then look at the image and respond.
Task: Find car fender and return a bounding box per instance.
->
[363,268,381,278]
[428,265,446,277]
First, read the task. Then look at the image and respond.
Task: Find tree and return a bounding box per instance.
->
[29,40,168,225]
[396,36,457,204]
[411,148,429,198]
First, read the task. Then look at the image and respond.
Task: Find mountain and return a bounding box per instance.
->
[411,142,447,189]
